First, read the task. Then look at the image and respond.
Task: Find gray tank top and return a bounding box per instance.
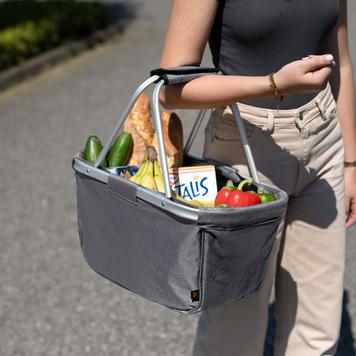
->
[209,0,339,109]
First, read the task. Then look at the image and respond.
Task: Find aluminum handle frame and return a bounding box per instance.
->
[152,80,172,199]
[230,103,260,184]
[183,109,208,154]
[182,105,261,184]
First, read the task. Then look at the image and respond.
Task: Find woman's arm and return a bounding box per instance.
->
[160,0,270,109]
[160,0,217,68]
[326,0,356,228]
[328,0,356,163]
[160,0,336,109]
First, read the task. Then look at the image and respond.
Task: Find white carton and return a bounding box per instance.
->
[169,165,218,206]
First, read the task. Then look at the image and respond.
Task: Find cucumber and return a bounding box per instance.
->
[107,131,133,167]
[83,135,107,168]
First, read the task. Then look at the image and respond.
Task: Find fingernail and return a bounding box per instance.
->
[302,57,310,60]
[324,54,334,63]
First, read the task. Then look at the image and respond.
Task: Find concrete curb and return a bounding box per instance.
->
[0,19,129,92]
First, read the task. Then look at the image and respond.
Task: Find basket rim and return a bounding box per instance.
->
[73,152,289,224]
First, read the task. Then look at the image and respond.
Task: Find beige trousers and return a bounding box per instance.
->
[193,84,346,356]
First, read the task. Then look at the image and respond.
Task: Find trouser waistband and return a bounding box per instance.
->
[231,83,335,132]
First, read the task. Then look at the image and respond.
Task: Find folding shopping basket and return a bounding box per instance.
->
[72,67,289,314]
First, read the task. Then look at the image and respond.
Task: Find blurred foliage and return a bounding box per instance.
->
[0,0,108,71]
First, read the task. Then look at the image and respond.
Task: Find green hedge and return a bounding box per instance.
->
[0,0,109,71]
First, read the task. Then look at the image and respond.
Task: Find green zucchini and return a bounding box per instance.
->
[107,131,133,167]
[83,135,107,168]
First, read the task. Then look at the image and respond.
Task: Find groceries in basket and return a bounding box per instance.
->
[127,145,220,208]
[214,179,276,207]
[82,93,184,171]
[169,165,218,207]
[81,92,276,208]
[129,146,165,192]
[83,132,133,168]
[126,145,218,208]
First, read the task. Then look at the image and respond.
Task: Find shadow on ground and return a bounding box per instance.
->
[104,0,137,24]
[264,291,355,356]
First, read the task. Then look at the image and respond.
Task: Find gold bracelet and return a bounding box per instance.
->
[269,73,284,102]
[344,161,356,168]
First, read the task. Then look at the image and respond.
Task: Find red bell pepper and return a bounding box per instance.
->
[214,180,236,207]
[226,179,261,207]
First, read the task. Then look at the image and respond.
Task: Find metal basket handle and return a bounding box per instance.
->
[182,105,260,184]
[96,66,261,200]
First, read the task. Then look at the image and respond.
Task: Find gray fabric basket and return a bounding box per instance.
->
[72,68,288,314]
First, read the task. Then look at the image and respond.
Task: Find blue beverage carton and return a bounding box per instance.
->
[106,166,139,177]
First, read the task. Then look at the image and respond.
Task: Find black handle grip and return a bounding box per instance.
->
[150,66,222,85]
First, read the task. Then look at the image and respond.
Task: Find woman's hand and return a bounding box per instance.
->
[274,54,335,95]
[345,168,356,228]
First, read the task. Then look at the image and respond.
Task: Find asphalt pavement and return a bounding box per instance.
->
[0,1,356,355]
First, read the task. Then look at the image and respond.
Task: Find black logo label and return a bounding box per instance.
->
[191,290,200,302]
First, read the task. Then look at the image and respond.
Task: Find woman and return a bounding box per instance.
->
[159,0,356,355]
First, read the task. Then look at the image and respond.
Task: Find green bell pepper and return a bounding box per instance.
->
[238,179,276,204]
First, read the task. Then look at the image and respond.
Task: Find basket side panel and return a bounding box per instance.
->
[76,173,202,312]
[200,217,283,310]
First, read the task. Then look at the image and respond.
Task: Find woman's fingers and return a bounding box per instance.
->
[302,55,334,88]
[301,54,335,72]
[346,197,356,228]
[345,169,356,229]
[275,54,335,94]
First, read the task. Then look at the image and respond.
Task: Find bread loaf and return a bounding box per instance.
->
[151,111,183,169]
[128,92,154,145]
[124,93,154,165]
[123,94,184,168]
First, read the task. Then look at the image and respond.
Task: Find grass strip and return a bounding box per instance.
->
[0,0,108,71]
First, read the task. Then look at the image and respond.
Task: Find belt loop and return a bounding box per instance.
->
[294,110,302,130]
[264,110,274,134]
[315,98,327,120]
